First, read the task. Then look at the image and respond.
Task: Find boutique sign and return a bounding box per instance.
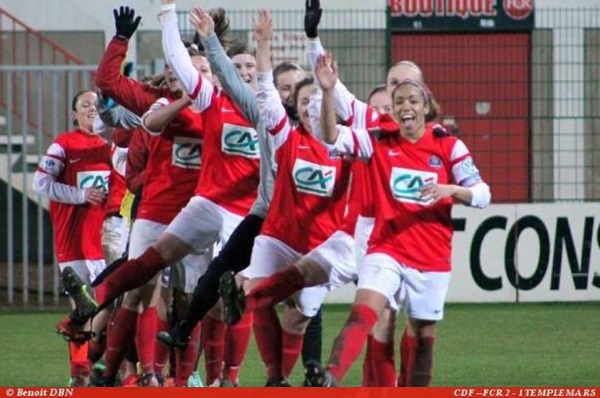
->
[389,0,535,32]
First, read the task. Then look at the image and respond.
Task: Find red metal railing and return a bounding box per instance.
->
[0,6,89,141]
[0,6,84,66]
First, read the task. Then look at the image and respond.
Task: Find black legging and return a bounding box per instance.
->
[178,214,323,366]
[178,214,264,336]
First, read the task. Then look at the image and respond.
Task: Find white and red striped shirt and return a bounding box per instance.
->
[329,121,484,272]
[258,71,352,253]
[139,98,204,224]
[33,130,111,262]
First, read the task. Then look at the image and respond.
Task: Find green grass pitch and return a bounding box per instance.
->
[0,303,598,387]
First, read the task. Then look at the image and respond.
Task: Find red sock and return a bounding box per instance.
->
[412,336,435,386]
[282,329,304,378]
[154,316,170,376]
[102,248,165,305]
[328,304,378,384]
[252,306,283,381]
[94,282,108,304]
[103,307,138,378]
[176,321,202,386]
[69,341,90,378]
[398,328,418,387]
[223,311,253,382]
[88,338,106,364]
[202,314,227,385]
[135,307,157,374]
[371,338,396,386]
[362,335,375,386]
[246,266,305,312]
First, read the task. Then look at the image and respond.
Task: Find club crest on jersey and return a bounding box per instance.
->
[428,155,442,169]
[173,136,202,169]
[40,155,61,175]
[292,158,336,197]
[390,167,438,205]
[461,157,479,175]
[221,123,260,159]
[77,171,110,194]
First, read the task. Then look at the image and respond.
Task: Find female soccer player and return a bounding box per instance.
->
[304,53,491,387]
[33,90,112,386]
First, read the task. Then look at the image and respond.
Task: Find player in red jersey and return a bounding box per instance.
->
[33,90,112,386]
[217,10,352,386]
[302,54,491,387]
[55,5,262,382]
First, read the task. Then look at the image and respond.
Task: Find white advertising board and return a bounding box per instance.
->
[325,203,600,304]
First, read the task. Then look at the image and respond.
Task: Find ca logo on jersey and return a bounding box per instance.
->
[173,136,202,169]
[77,171,110,194]
[221,123,260,159]
[292,158,336,197]
[390,167,437,205]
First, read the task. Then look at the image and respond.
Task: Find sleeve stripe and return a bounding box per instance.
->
[351,130,360,158]
[268,115,288,136]
[189,78,202,100]
[342,99,355,126]
[45,153,63,161]
[451,153,470,167]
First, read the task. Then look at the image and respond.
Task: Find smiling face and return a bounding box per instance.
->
[296,83,314,132]
[71,91,98,133]
[275,69,307,103]
[191,55,214,84]
[392,82,430,140]
[164,65,184,95]
[231,53,258,91]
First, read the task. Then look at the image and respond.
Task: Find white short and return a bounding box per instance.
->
[129,218,212,293]
[305,230,357,289]
[102,215,127,265]
[357,252,451,321]
[165,196,243,252]
[241,235,327,317]
[58,259,106,286]
[354,216,374,266]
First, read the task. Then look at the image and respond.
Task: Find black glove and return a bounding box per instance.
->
[304,0,322,39]
[113,6,142,40]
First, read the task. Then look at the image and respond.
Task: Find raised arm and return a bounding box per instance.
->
[190,7,260,127]
[159,0,214,112]
[304,0,373,128]
[142,96,193,135]
[96,92,142,129]
[315,53,374,159]
[254,9,292,149]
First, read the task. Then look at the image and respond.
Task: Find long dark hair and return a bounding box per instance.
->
[71,90,95,126]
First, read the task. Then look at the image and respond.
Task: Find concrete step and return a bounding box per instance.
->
[0,135,36,153]
[0,153,49,209]
[12,154,40,173]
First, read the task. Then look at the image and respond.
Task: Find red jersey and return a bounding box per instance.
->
[261,121,352,253]
[36,130,111,263]
[190,88,260,216]
[126,128,150,194]
[104,144,128,216]
[339,104,380,235]
[96,37,173,117]
[137,99,204,224]
[331,122,484,272]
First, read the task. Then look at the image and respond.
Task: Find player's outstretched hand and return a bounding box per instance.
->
[304,0,322,38]
[113,6,142,40]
